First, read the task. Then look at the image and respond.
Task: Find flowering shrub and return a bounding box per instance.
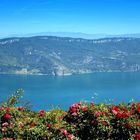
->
[0,91,140,139]
[64,102,140,140]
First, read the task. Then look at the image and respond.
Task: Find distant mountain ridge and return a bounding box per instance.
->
[1,32,140,39]
[0,36,140,75]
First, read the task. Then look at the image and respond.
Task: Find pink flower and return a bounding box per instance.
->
[116,112,122,118]
[130,109,134,115]
[133,133,140,139]
[110,106,119,112]
[116,112,128,119]
[63,130,68,136]
[101,111,105,115]
[60,128,68,136]
[70,103,79,108]
[112,110,118,115]
[95,112,100,117]
[3,113,11,120]
[30,123,36,127]
[39,110,45,114]
[137,106,140,113]
[103,121,107,126]
[91,120,98,125]
[78,102,83,105]
[18,106,24,111]
[81,105,88,111]
[0,107,4,110]
[6,107,10,112]
[47,123,52,128]
[2,122,9,127]
[125,123,131,128]
[38,110,46,117]
[67,134,75,140]
[71,108,77,113]
[90,102,95,106]
[1,128,5,132]
[132,103,136,107]
[110,106,118,115]
[72,112,77,116]
[10,122,14,127]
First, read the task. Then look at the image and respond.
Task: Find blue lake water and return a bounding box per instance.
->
[0,72,140,111]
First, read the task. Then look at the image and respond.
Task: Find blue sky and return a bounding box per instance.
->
[0,0,140,36]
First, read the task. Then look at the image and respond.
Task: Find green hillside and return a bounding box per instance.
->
[0,36,140,75]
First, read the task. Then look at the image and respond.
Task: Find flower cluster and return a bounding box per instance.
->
[69,102,88,116]
[65,102,140,140]
[0,101,140,139]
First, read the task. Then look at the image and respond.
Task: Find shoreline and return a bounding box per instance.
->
[0,71,140,77]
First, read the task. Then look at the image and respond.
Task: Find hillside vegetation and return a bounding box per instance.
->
[0,36,140,75]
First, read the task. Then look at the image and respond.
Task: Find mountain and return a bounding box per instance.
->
[108,33,140,38]
[1,32,140,39]
[0,32,108,39]
[34,32,140,39]
[24,32,108,39]
[0,36,140,75]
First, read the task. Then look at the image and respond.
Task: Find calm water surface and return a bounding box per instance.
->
[0,72,140,110]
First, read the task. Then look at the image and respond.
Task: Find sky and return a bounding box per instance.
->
[0,0,140,37]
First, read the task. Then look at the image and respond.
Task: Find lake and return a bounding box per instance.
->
[0,72,140,111]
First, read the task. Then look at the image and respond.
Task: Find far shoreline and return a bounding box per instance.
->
[0,71,140,77]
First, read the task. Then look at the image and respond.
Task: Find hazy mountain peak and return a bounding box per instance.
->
[1,32,140,40]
